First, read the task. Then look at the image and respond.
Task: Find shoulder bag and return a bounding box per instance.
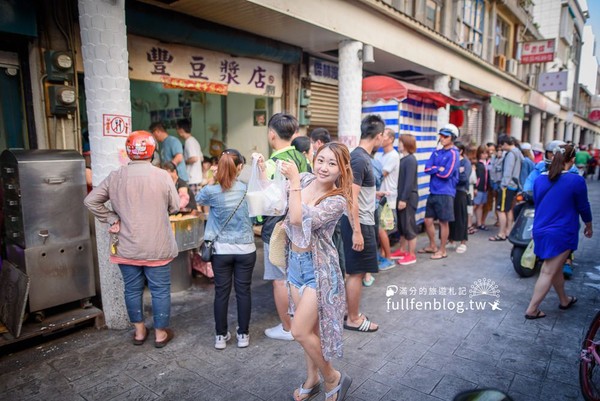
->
[199,190,247,262]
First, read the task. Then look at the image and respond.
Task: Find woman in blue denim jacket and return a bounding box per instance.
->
[196,149,256,350]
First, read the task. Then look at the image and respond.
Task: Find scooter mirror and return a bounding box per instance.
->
[453,389,513,401]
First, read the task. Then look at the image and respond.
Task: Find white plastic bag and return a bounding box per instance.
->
[247,159,287,217]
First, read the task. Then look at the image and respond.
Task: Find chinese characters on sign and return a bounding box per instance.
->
[520,39,556,64]
[103,114,131,137]
[538,71,568,92]
[130,35,282,97]
[309,57,339,85]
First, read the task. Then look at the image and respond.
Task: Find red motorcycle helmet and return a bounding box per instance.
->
[126,130,156,160]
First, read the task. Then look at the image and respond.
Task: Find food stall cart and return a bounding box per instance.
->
[169,213,204,292]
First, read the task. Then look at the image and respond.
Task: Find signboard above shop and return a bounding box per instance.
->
[538,71,568,92]
[520,39,556,64]
[76,35,283,98]
[309,57,339,85]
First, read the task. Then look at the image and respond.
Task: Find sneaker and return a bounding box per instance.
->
[398,254,417,265]
[390,249,408,260]
[563,263,573,280]
[237,332,250,348]
[378,258,395,271]
[264,323,294,341]
[214,332,231,350]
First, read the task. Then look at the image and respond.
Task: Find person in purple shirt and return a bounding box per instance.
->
[419,124,460,260]
[524,144,593,320]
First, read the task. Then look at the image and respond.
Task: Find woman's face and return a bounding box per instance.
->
[313,147,340,185]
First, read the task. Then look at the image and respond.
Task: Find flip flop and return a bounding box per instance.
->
[478,225,489,231]
[362,276,375,287]
[293,381,321,401]
[525,310,546,320]
[430,252,447,260]
[343,318,378,333]
[559,296,578,310]
[418,247,437,254]
[488,235,506,241]
[456,244,467,254]
[325,372,352,401]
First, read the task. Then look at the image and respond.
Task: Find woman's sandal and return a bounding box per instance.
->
[559,296,577,310]
[325,372,352,401]
[488,235,506,241]
[294,381,321,401]
[525,310,546,320]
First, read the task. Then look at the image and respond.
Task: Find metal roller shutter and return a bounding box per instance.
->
[308,82,338,136]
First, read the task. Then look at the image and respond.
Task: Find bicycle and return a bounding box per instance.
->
[581,310,600,400]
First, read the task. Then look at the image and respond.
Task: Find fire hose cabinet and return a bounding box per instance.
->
[1,150,96,314]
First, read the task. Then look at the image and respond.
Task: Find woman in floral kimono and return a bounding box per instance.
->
[279,142,354,401]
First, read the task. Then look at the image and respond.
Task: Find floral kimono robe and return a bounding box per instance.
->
[284,173,347,361]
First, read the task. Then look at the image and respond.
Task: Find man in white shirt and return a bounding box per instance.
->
[176,119,203,193]
[374,128,400,214]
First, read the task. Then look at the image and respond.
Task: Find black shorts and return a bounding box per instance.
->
[397,206,418,240]
[340,215,378,274]
[497,188,517,212]
[425,194,455,222]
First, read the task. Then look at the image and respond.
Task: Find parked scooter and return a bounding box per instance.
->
[508,192,542,277]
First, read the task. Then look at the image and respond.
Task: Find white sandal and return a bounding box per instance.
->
[294,381,321,401]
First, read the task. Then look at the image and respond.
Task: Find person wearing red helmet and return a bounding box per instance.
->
[84,130,180,348]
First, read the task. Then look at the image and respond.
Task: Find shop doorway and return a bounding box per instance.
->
[128,80,273,162]
[0,52,26,152]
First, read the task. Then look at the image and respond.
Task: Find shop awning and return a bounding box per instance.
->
[362,76,468,108]
[491,95,524,119]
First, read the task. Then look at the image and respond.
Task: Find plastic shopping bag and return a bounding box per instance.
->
[379,202,395,231]
[247,158,287,217]
[521,240,536,270]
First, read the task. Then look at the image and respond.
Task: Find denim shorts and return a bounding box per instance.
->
[287,250,316,293]
[473,191,488,205]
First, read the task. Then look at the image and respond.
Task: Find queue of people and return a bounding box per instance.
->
[84,113,594,401]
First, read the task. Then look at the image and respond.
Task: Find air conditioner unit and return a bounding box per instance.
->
[506,59,518,76]
[495,54,507,71]
[527,74,536,87]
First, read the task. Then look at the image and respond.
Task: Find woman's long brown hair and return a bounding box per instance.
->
[215,149,243,190]
[313,142,354,212]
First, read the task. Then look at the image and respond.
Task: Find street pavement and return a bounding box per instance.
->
[1,181,599,401]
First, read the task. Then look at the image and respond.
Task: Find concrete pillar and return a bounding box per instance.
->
[433,75,450,132]
[338,40,363,150]
[556,120,565,141]
[573,125,581,145]
[543,117,555,146]
[529,111,542,147]
[482,101,495,144]
[510,116,523,141]
[565,123,574,142]
[79,0,130,329]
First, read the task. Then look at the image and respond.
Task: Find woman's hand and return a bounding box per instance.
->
[584,222,593,238]
[279,160,300,186]
[397,200,407,211]
[252,153,266,171]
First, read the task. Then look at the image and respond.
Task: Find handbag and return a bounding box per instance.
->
[199,240,215,262]
[268,221,287,272]
[199,190,247,262]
